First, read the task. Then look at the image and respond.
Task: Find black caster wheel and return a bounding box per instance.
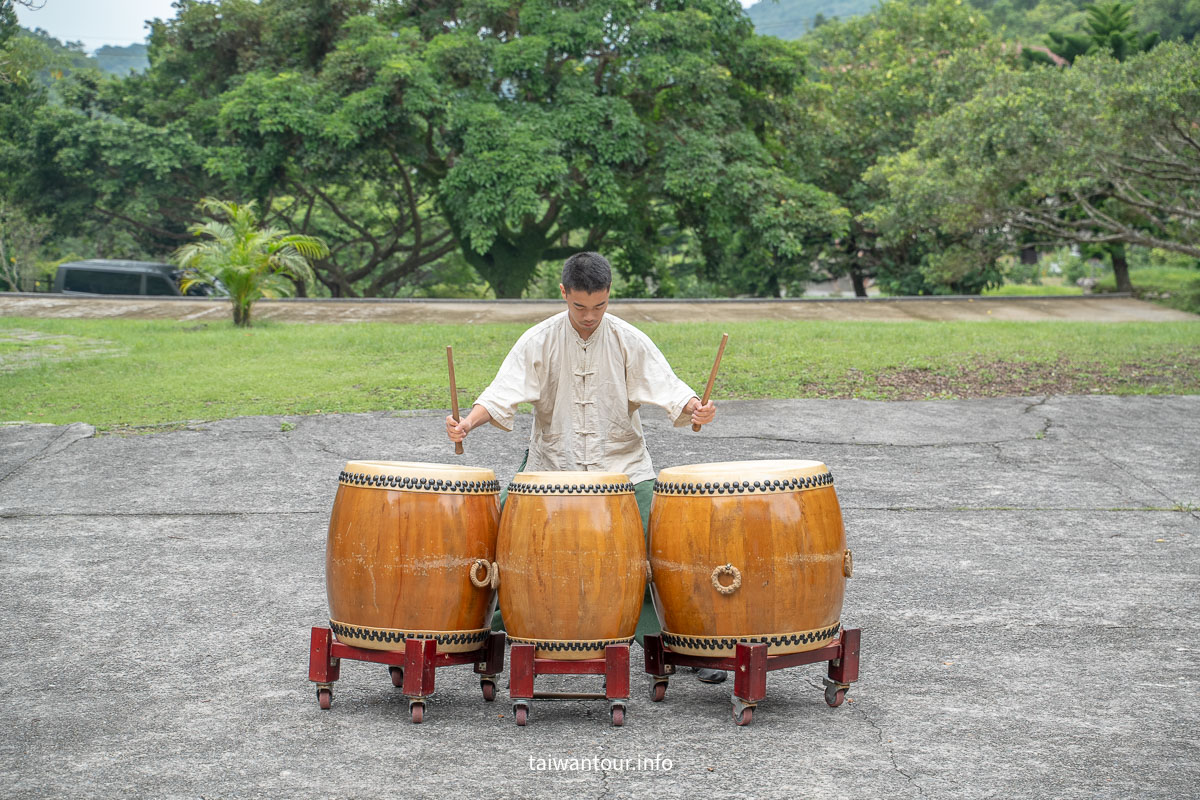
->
[316,688,332,710]
[389,666,404,687]
[825,685,847,707]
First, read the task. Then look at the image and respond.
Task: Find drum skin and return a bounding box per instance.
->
[325,461,500,653]
[496,471,647,660]
[649,460,849,656]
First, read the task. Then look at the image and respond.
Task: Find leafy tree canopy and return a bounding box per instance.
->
[794,0,1014,294]
[347,0,848,297]
[1023,0,1159,64]
[1135,0,1200,42]
[869,41,1200,292]
[12,0,845,298]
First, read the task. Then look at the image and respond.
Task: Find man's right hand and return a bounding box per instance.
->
[446,415,471,443]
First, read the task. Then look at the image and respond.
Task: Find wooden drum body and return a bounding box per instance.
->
[649,460,852,657]
[496,472,647,660]
[325,461,501,653]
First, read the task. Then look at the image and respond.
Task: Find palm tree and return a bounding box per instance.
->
[173,198,329,327]
[1026,2,1160,66]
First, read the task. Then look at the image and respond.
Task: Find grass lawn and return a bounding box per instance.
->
[1098,267,1200,315]
[2,316,1199,431]
[982,284,1083,296]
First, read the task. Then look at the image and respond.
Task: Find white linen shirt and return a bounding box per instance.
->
[472,311,698,484]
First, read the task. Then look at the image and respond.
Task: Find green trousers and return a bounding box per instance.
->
[492,453,659,646]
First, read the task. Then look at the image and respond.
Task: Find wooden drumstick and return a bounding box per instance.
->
[447,345,464,455]
[692,333,729,432]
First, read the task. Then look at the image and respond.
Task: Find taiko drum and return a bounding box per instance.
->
[495,472,647,660]
[649,460,852,657]
[325,461,501,653]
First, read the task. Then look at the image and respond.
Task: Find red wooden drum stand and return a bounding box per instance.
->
[508,642,631,727]
[308,626,506,723]
[642,628,861,726]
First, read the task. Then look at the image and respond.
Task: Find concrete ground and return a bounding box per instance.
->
[2,292,1195,323]
[1,397,1197,799]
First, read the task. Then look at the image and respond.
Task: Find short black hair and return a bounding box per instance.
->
[561,252,612,294]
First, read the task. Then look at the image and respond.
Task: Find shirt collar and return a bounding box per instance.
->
[566,313,607,347]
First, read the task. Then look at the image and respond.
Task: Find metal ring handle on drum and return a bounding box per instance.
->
[711,563,741,595]
[469,559,494,589]
[844,550,854,578]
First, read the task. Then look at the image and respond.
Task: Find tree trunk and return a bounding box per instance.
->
[1110,244,1132,294]
[0,233,13,292]
[465,234,551,299]
[850,267,867,298]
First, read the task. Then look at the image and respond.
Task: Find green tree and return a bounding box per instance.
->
[1024,1,1159,64]
[870,42,1200,295]
[972,0,1086,43]
[173,198,329,326]
[1135,0,1200,42]
[5,0,847,298]
[16,0,454,294]
[208,18,457,297]
[1,2,14,49]
[363,0,844,297]
[0,2,54,250]
[795,0,1010,295]
[0,201,47,291]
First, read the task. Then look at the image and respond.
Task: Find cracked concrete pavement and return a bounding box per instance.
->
[1,396,1197,799]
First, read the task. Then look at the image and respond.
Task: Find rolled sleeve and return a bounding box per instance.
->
[621,326,697,426]
[667,393,699,427]
[474,395,516,432]
[472,331,543,432]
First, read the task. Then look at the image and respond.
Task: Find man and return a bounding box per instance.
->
[446,251,726,682]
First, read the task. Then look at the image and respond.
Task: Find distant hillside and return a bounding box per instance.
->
[745,0,878,39]
[93,43,149,76]
[17,28,148,78]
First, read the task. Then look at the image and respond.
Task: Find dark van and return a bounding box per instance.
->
[53,260,221,296]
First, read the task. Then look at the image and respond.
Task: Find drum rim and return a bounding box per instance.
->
[343,460,497,479]
[511,470,632,485]
[653,460,833,496]
[656,460,827,482]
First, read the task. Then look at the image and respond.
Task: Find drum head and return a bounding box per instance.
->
[656,460,827,484]
[339,461,500,493]
[508,471,634,495]
[343,460,496,482]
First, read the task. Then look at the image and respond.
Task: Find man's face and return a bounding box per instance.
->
[560,285,610,338]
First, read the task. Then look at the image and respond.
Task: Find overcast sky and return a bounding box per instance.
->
[16,0,760,52]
